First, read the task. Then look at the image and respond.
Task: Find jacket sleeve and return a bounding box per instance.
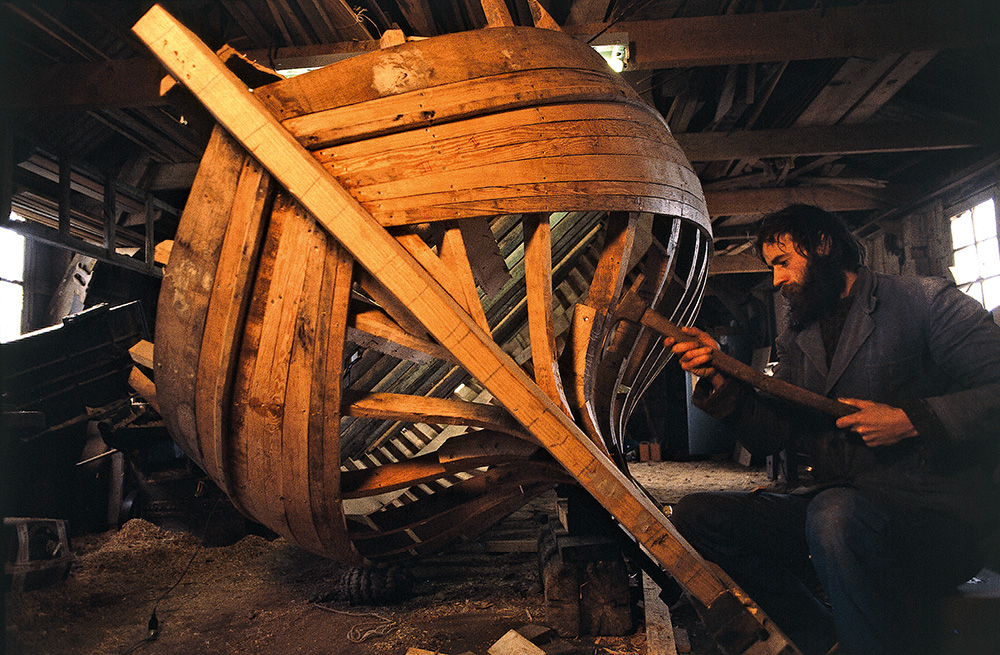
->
[920,283,1000,444]
[691,373,816,456]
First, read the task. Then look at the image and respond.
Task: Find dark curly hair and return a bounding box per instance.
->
[754,204,865,270]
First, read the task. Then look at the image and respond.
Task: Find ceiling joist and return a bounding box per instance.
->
[564,1,999,69]
[676,122,983,162]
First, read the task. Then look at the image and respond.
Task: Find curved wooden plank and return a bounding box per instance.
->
[350,303,457,363]
[280,215,329,554]
[343,391,525,436]
[154,127,247,466]
[255,26,631,122]
[195,155,272,497]
[340,430,545,498]
[281,69,642,149]
[308,240,361,561]
[523,213,572,415]
[362,184,706,227]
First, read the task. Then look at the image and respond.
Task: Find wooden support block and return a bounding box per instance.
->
[154,239,173,266]
[580,558,632,636]
[643,571,678,655]
[128,366,159,414]
[129,339,155,369]
[489,629,546,655]
[380,28,406,48]
[539,529,582,637]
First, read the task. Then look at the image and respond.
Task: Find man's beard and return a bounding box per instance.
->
[783,256,847,329]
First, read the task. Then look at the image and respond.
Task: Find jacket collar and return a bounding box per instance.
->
[794,267,877,394]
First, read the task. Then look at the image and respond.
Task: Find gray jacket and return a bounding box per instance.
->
[698,267,1000,527]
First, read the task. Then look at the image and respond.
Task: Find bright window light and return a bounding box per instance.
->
[949,198,1000,310]
[593,44,627,73]
[0,225,26,343]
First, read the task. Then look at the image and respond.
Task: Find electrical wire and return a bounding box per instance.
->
[118,494,224,654]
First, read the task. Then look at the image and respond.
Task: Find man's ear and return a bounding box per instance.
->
[816,234,832,257]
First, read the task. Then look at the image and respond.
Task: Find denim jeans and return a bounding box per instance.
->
[671,487,980,655]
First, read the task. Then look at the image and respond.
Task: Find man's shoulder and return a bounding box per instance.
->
[868,269,954,304]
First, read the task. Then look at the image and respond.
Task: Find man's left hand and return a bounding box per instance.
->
[835,398,918,447]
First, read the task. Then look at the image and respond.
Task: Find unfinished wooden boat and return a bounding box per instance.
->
[152,24,710,565]
[138,8,804,654]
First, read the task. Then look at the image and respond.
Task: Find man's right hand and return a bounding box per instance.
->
[664,326,727,391]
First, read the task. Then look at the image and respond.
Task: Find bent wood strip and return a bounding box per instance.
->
[439,225,492,336]
[340,431,542,498]
[154,128,246,467]
[280,217,329,554]
[196,151,272,497]
[315,104,682,179]
[240,197,312,542]
[641,310,858,418]
[308,239,360,561]
[342,391,525,436]
[136,11,794,652]
[280,69,641,150]
[366,185,706,226]
[325,132,691,189]
[349,303,456,363]
[523,213,572,415]
[228,193,284,522]
[254,26,630,121]
[344,153,701,206]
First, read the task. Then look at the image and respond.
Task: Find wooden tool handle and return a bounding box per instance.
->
[640,309,858,418]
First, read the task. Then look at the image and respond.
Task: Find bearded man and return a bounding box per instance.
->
[666,205,1000,655]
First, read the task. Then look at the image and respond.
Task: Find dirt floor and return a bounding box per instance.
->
[5,457,771,655]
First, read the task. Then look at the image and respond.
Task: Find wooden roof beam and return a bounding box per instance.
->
[563,1,999,69]
[675,121,983,161]
[704,185,899,217]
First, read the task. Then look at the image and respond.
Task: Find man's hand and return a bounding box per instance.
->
[664,326,726,391]
[835,398,918,447]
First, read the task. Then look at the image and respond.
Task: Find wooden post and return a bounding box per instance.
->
[133,8,799,654]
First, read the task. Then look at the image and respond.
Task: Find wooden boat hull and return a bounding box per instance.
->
[154,26,710,564]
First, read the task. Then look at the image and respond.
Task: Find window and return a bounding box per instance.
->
[949,197,1000,310]
[0,225,26,342]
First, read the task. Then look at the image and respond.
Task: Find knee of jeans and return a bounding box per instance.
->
[805,488,869,554]
[672,492,726,540]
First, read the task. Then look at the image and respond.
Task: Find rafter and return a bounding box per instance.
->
[704,185,899,217]
[563,1,998,69]
[676,122,982,162]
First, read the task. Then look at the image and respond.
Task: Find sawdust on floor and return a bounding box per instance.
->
[5,458,771,655]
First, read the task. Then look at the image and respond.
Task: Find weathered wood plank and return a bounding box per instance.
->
[195,155,271,496]
[523,213,572,415]
[154,127,246,467]
[342,391,524,435]
[308,239,360,560]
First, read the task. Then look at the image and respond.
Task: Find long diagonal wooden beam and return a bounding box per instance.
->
[133,7,797,654]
